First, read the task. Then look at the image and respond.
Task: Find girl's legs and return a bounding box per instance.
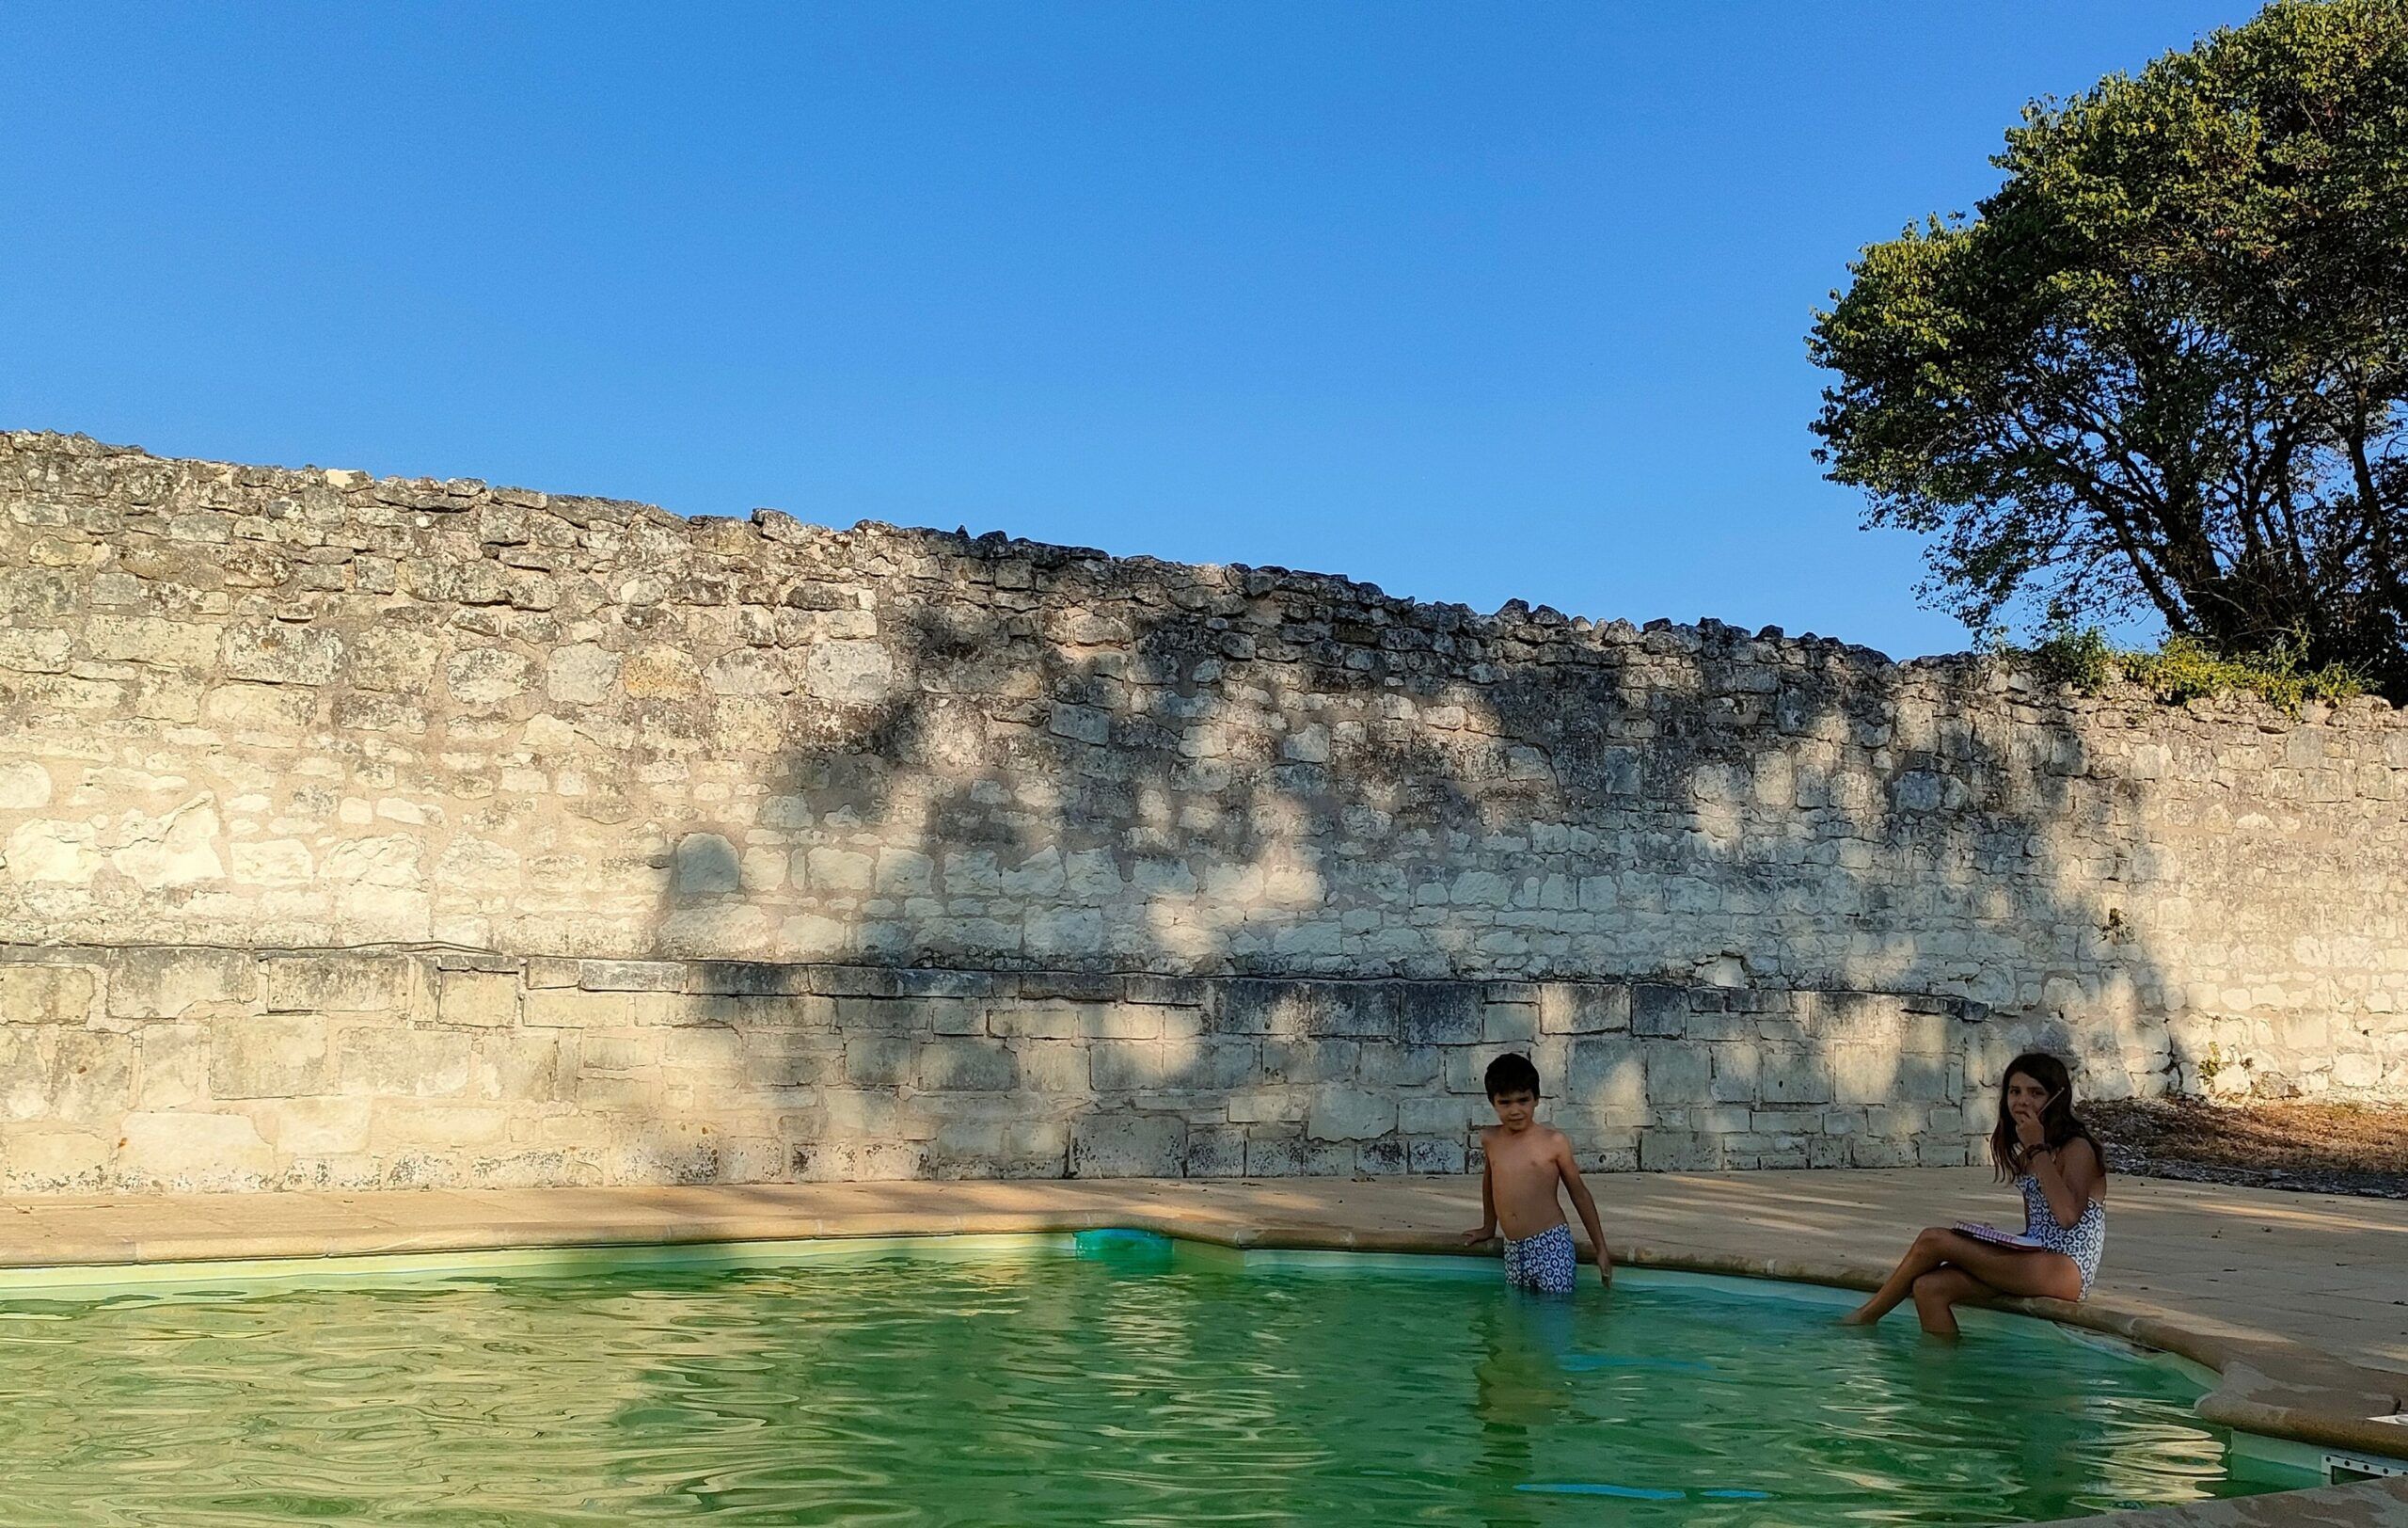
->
[1841,1228,2083,1326]
[1909,1267,1987,1338]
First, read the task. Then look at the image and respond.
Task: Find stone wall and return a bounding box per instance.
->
[1,431,2403,1192]
[4,945,2002,1191]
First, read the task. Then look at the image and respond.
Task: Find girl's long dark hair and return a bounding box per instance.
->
[1988,1052,2100,1181]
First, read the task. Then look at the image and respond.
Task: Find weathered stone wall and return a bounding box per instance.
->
[1,432,2402,1192]
[4,944,2004,1191]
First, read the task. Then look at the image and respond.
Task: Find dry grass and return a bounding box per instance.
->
[2086,1096,2408,1193]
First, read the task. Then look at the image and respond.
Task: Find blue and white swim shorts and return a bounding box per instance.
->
[1502,1221,1578,1295]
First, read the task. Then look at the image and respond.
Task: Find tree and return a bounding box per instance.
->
[1809,0,2408,698]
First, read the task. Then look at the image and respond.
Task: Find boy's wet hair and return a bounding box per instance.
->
[1484,1052,1541,1099]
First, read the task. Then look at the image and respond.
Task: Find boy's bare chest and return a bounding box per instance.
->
[1489,1136,1557,1180]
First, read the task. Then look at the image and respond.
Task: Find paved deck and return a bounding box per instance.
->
[6,1169,2405,1512]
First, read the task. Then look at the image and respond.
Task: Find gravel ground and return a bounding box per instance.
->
[2083,1097,2408,1201]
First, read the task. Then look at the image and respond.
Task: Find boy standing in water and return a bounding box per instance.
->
[1461,1053,1614,1293]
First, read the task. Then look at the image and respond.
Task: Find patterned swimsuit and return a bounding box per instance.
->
[2017,1173,2106,1296]
[1502,1221,1578,1295]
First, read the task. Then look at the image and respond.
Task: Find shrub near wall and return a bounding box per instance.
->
[0,433,2400,1190]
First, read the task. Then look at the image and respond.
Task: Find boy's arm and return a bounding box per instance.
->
[1462,1134,1497,1244]
[1558,1135,1613,1284]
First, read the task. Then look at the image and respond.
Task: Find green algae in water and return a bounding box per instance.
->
[0,1236,2266,1525]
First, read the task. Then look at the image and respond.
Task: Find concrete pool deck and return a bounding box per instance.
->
[4,1167,2404,1520]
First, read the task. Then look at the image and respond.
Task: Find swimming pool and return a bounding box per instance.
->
[0,1232,2290,1525]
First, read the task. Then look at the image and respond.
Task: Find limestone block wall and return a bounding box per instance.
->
[2,945,2007,1192]
[1,431,2403,1192]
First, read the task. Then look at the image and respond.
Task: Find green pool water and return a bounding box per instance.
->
[0,1233,2281,1525]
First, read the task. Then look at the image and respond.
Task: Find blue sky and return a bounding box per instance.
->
[3,2,2255,658]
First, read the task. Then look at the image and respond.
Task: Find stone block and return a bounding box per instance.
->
[1395,982,1481,1045]
[810,966,902,998]
[1828,1045,1901,1106]
[579,960,688,993]
[1708,1043,1760,1103]
[1643,1043,1711,1106]
[1261,1039,1358,1084]
[1482,999,1540,1043]
[1168,1040,1260,1091]
[659,1027,746,1074]
[1539,982,1629,1034]
[372,1101,511,1151]
[0,963,95,1026]
[1081,1003,1163,1041]
[1638,1128,1721,1170]
[1225,1087,1300,1124]
[1914,1136,1972,1168]
[526,959,582,989]
[1305,1086,1396,1142]
[820,1088,937,1140]
[1012,1044,1089,1094]
[843,1036,914,1087]
[1758,1046,1831,1105]
[1407,1137,1469,1173]
[1090,1041,1167,1092]
[739,1031,845,1088]
[1848,1136,1917,1169]
[140,1024,207,1108]
[1018,971,1120,1002]
[346,626,438,693]
[1243,1129,1354,1177]
[1358,1043,1441,1088]
[337,1028,473,1097]
[471,1033,566,1101]
[1122,975,1208,1008]
[1630,984,1687,1038]
[221,623,341,685]
[686,963,810,997]
[250,1096,373,1154]
[438,970,518,1028]
[115,1111,277,1186]
[266,956,414,1014]
[0,762,51,810]
[1216,979,1395,1040]
[1070,1114,1185,1177]
[545,644,621,704]
[990,1004,1084,1040]
[0,1126,111,1189]
[1399,1094,1485,1137]
[829,996,921,1033]
[1182,1124,1247,1177]
[209,1015,331,1099]
[446,646,536,707]
[915,1039,1018,1091]
[924,999,984,1037]
[1025,908,1105,960]
[102,948,254,1018]
[524,989,630,1028]
[896,969,995,999]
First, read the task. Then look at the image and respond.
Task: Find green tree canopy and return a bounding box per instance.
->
[1810,0,2408,697]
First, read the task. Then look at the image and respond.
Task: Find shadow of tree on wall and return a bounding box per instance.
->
[627,520,2178,1185]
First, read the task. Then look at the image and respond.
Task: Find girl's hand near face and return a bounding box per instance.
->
[2014,1090,2060,1153]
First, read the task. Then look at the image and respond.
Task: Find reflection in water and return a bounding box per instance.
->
[0,1240,2256,1526]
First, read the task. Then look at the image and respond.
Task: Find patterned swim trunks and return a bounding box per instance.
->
[1502,1221,1577,1295]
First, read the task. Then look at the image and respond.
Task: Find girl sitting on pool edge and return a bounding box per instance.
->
[1840,1052,2106,1336]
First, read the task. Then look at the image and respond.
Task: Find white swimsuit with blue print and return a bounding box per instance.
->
[2016,1172,2106,1296]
